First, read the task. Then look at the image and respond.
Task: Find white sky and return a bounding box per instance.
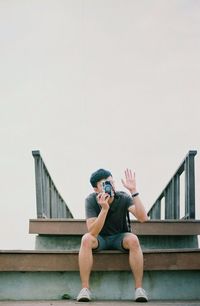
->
[0,0,200,249]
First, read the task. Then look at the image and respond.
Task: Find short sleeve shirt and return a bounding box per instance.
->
[85,191,133,236]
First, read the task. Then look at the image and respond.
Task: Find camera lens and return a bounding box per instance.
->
[103,181,112,196]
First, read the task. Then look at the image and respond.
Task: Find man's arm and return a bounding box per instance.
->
[122,168,148,223]
[86,193,110,237]
[128,196,148,222]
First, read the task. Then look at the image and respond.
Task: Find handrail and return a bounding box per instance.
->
[32,150,73,219]
[148,150,197,220]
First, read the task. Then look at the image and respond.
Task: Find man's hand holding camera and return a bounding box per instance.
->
[96,193,110,210]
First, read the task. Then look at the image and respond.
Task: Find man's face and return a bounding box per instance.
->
[94,176,115,194]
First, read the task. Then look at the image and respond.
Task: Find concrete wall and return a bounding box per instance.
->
[35,235,199,250]
[0,271,200,301]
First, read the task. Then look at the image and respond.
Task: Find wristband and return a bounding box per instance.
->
[131,192,139,198]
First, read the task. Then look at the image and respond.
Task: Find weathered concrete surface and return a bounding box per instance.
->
[0,301,200,306]
[35,235,198,250]
[0,271,200,301]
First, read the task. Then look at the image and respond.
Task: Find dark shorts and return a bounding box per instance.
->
[93,232,129,253]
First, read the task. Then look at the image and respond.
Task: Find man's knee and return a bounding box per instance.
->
[123,233,140,250]
[81,233,96,249]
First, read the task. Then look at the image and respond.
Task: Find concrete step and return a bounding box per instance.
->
[29,219,200,236]
[0,249,199,300]
[30,219,200,250]
[0,248,199,271]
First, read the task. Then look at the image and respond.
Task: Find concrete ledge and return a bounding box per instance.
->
[0,249,200,271]
[0,271,200,300]
[34,234,199,250]
[29,219,200,236]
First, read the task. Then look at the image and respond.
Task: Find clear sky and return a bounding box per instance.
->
[0,0,200,249]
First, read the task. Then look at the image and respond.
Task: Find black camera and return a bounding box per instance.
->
[102,180,114,197]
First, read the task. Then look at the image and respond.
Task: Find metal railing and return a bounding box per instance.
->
[148,150,197,220]
[32,150,73,219]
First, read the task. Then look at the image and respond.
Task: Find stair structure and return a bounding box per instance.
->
[0,150,199,301]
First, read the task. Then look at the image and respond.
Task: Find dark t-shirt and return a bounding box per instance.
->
[85,191,133,236]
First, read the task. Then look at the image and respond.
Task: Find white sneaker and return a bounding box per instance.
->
[77,287,92,302]
[135,287,148,302]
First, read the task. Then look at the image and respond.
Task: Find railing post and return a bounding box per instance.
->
[32,151,45,218]
[155,200,161,219]
[165,188,171,219]
[185,151,196,219]
[173,175,180,219]
[151,200,161,219]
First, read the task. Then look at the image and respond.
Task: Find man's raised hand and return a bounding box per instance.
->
[121,168,137,194]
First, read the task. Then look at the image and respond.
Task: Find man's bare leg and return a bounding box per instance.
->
[78,233,98,288]
[123,233,144,288]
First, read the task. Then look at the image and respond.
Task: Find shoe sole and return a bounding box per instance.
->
[135,297,148,302]
[77,297,91,302]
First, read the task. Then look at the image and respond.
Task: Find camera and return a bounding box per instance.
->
[102,180,114,197]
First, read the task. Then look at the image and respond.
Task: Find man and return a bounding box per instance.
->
[77,168,148,302]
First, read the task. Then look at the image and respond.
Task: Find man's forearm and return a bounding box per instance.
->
[88,209,108,237]
[133,196,148,222]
